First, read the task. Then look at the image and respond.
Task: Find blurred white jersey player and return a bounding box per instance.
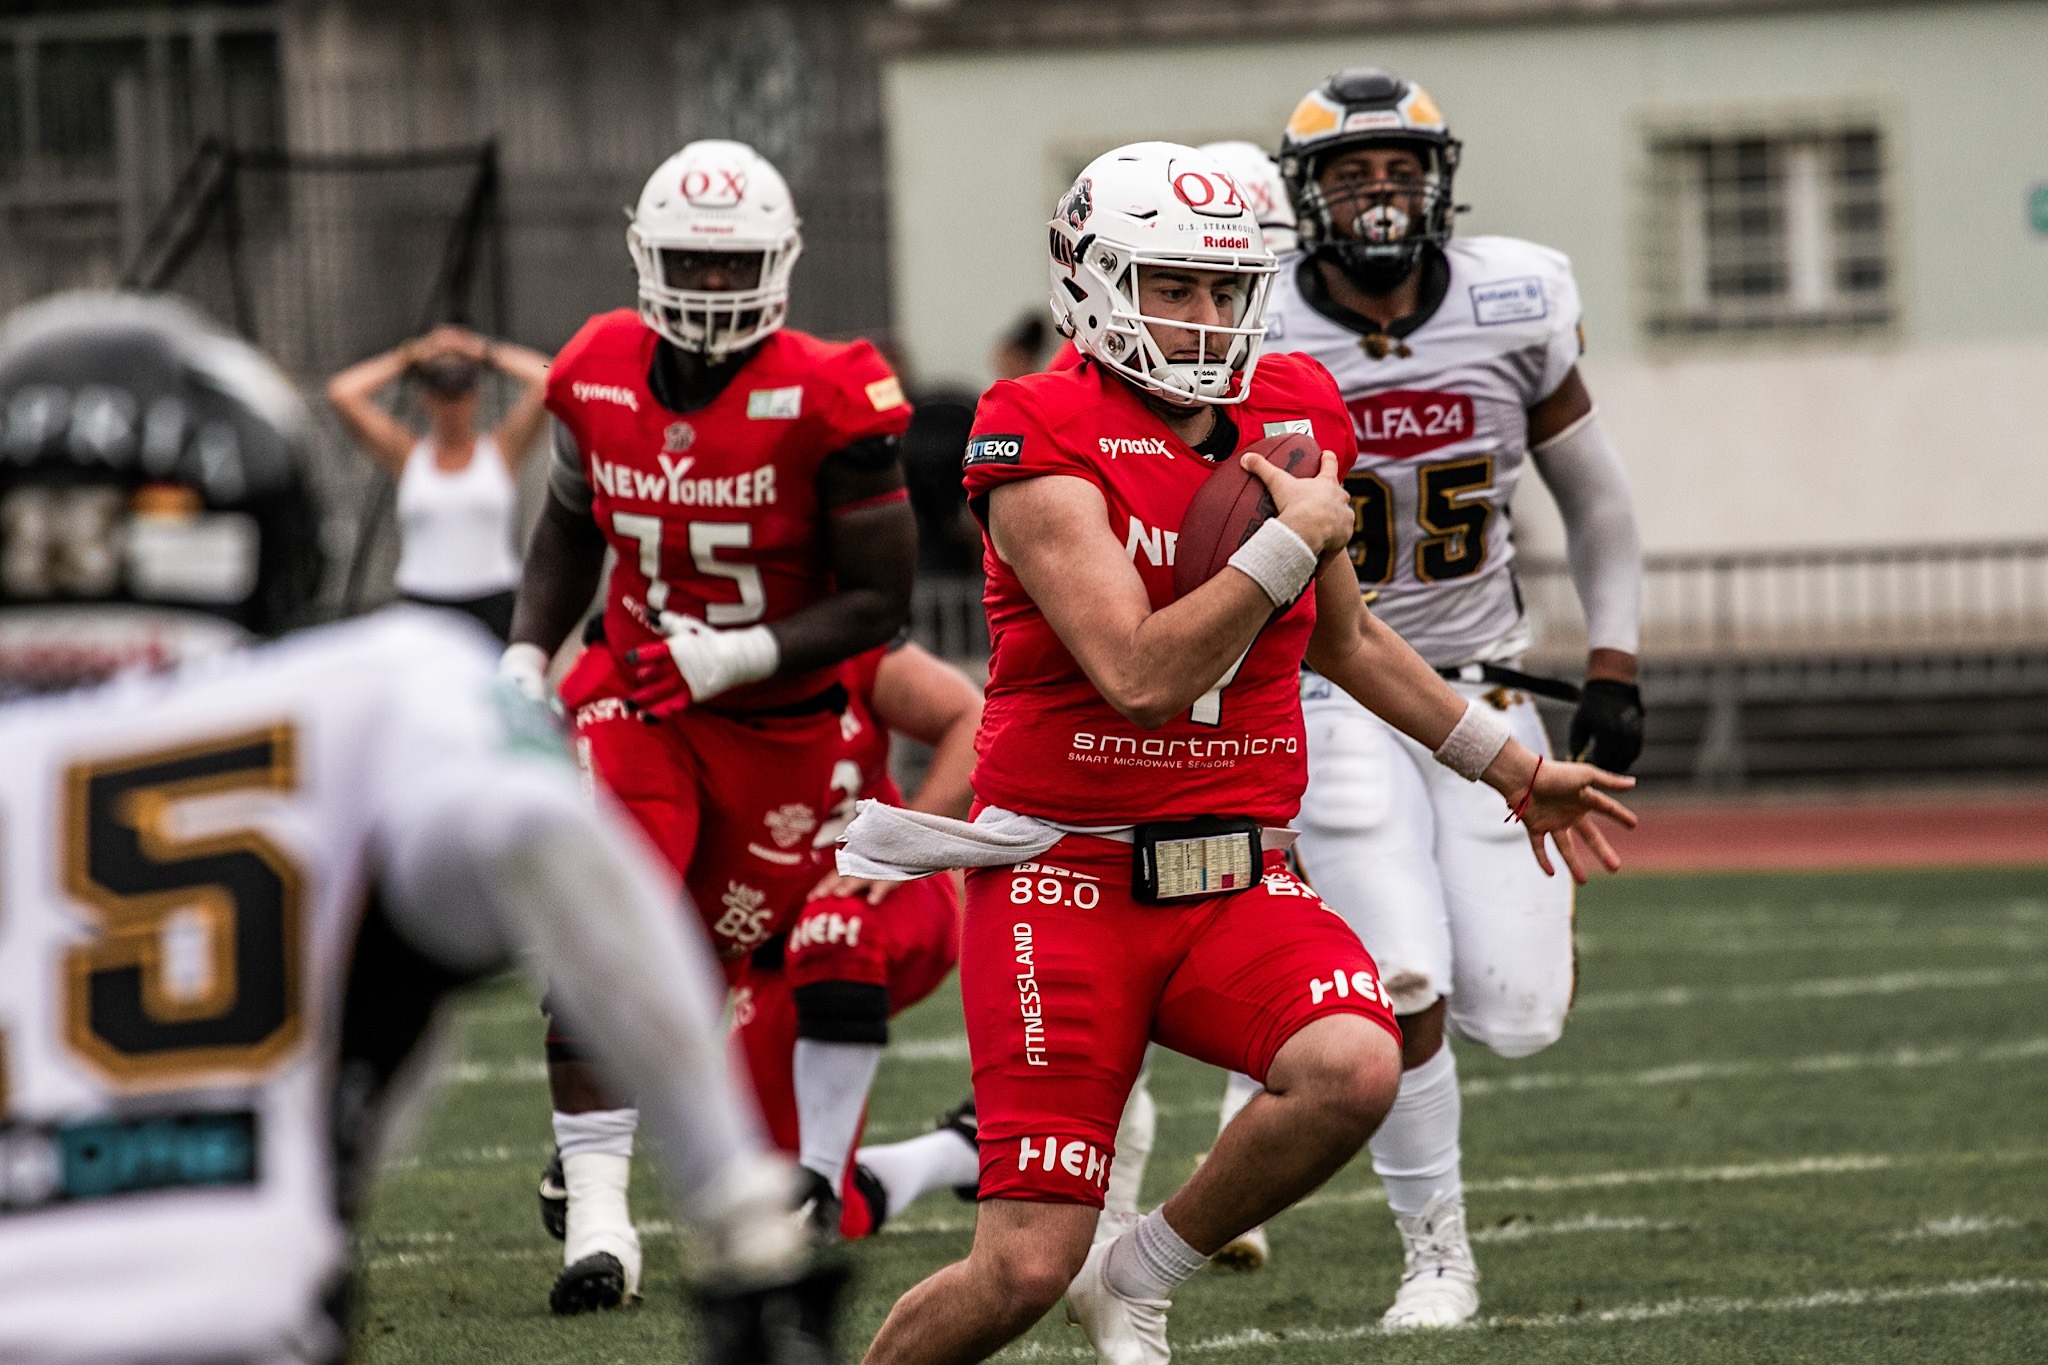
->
[0,295,839,1365]
[1258,68,1644,1326]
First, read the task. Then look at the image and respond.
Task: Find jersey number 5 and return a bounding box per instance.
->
[611,513,767,625]
[1345,455,1495,585]
[63,726,303,1085]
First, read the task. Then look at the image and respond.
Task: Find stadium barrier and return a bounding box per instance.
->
[910,540,2048,791]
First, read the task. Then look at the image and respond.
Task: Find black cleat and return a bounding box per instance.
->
[697,1262,850,1365]
[936,1096,980,1201]
[538,1148,567,1241]
[550,1251,627,1316]
[793,1166,843,1243]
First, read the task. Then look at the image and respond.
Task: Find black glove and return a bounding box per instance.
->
[1568,678,1645,773]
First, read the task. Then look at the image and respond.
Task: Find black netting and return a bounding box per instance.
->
[122,141,511,619]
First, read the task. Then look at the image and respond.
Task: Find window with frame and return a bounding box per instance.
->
[1642,122,1890,338]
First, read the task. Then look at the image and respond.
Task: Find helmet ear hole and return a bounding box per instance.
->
[1087,316,1098,330]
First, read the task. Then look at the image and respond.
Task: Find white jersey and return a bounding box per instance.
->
[1266,236,1582,666]
[0,609,552,1363]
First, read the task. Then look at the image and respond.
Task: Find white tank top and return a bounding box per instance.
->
[393,435,521,598]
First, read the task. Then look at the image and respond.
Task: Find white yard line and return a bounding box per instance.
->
[1457,1035,2048,1098]
[1468,1213,1684,1243]
[882,1146,2048,1234]
[1889,1214,2027,1241]
[1574,963,2048,1012]
[999,1277,2048,1358]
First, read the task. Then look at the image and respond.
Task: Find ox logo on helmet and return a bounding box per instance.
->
[1058,177,1093,231]
[1170,169,1247,218]
[681,165,748,208]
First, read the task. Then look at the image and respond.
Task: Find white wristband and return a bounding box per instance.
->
[1433,697,1514,781]
[656,614,780,702]
[497,642,550,702]
[1227,519,1318,608]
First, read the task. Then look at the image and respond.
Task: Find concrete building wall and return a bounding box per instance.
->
[884,0,2048,552]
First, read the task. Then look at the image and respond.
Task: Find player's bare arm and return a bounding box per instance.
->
[988,454,1348,729]
[506,489,607,661]
[872,642,984,819]
[770,442,917,673]
[1304,558,1636,881]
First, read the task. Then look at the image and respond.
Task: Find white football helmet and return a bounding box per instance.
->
[628,140,802,359]
[1047,142,1278,406]
[1197,141,1298,256]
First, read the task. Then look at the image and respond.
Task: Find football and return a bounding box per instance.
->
[1171,430,1325,600]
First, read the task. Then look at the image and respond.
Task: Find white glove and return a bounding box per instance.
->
[623,612,780,716]
[497,642,551,703]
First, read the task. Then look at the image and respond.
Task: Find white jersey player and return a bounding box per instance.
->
[0,295,841,1365]
[1254,67,1646,1327]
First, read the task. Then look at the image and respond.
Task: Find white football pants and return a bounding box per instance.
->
[1294,674,1574,1059]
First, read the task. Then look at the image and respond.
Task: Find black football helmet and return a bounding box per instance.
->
[0,292,323,695]
[1277,67,1463,294]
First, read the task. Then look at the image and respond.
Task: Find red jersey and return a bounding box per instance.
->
[546,312,912,711]
[961,353,1356,825]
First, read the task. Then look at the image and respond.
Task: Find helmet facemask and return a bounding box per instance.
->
[628,234,801,360]
[1069,242,1276,406]
[1295,140,1456,295]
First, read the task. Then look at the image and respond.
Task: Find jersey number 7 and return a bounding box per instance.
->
[611,512,767,624]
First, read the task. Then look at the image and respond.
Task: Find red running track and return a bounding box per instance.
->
[1606,797,2048,875]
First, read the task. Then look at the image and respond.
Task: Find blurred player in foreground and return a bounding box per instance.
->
[728,638,982,1237]
[1242,67,1644,1326]
[0,294,840,1364]
[839,141,1634,1365]
[499,138,917,1312]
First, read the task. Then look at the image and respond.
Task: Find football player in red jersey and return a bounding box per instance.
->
[843,142,1634,1365]
[730,637,982,1239]
[497,139,918,1315]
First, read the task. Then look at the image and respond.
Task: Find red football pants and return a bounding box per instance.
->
[963,836,1400,1206]
[731,873,963,1238]
[559,644,843,963]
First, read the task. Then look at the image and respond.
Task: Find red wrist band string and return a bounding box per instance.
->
[1506,755,1542,823]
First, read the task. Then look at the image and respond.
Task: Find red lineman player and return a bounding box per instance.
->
[731,637,983,1238]
[840,142,1634,1365]
[497,139,918,1315]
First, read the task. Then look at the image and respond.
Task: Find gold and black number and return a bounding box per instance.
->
[64,725,303,1084]
[1415,457,1494,583]
[1344,471,1396,585]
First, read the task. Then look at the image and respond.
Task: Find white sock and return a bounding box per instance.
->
[553,1107,638,1159]
[1103,1079,1157,1219]
[1368,1044,1464,1218]
[854,1127,980,1221]
[1217,1070,1261,1137]
[1105,1207,1207,1302]
[561,1151,642,1294]
[794,1039,882,1190]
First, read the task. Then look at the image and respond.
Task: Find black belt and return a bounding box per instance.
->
[716,681,849,719]
[1436,662,1581,705]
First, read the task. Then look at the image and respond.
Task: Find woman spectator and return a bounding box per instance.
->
[327,324,550,639]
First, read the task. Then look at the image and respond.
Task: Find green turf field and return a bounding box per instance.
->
[352,867,2048,1362]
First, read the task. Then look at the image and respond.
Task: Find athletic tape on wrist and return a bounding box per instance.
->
[1434,697,1514,781]
[1227,519,1318,608]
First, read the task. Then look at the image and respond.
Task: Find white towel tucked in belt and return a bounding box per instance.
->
[835,800,1297,881]
[835,802,1082,880]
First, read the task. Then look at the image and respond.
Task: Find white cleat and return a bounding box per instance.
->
[1381,1192,1479,1331]
[1065,1235,1172,1364]
[1211,1224,1269,1271]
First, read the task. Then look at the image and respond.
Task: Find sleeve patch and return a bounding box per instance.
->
[964,434,1024,467]
[1469,277,1547,326]
[865,376,907,412]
